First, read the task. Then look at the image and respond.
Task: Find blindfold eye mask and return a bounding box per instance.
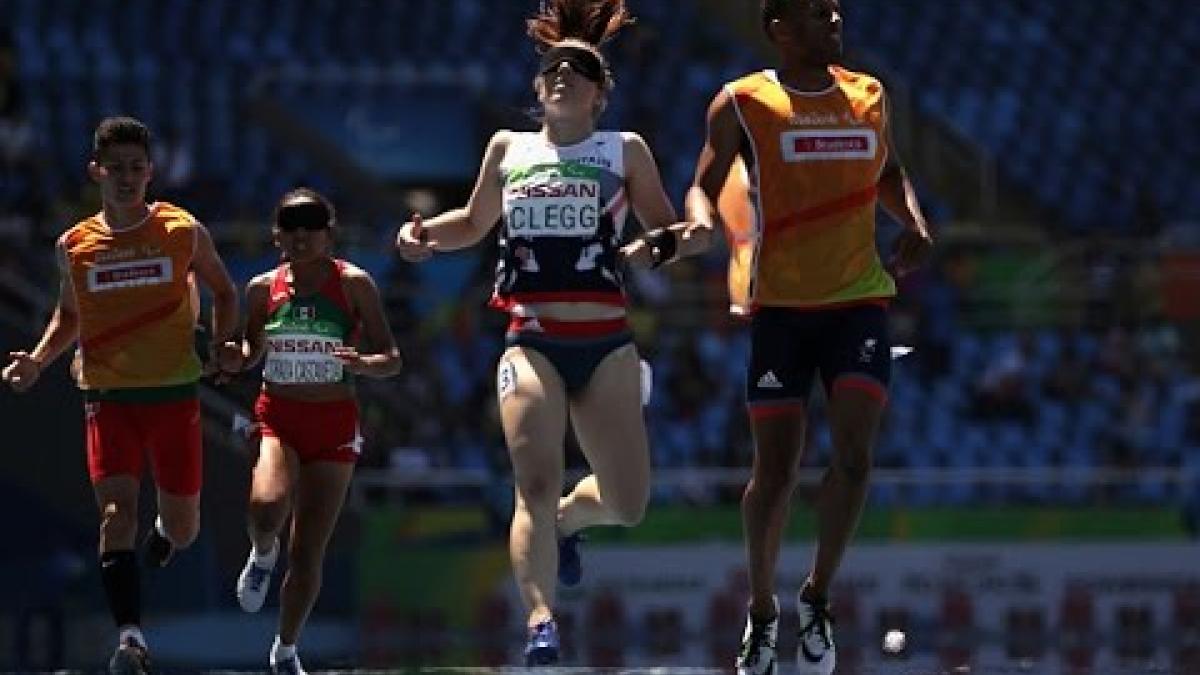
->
[276,201,331,232]
[538,45,607,85]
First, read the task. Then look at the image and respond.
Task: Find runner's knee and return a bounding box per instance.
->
[162,513,199,548]
[608,489,648,526]
[751,457,802,496]
[831,448,872,485]
[515,474,560,512]
[830,421,873,479]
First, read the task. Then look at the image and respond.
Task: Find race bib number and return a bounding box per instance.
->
[505,178,600,238]
[263,333,344,384]
[497,359,518,400]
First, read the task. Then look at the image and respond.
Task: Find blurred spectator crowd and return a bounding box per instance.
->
[847,0,1199,234]
[1,0,1197,510]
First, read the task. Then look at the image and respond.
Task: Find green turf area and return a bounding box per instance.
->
[366,505,1190,544]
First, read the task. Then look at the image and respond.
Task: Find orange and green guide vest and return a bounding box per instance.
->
[719,66,896,314]
[63,202,201,390]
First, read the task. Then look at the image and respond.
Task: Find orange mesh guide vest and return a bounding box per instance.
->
[719,67,896,314]
[64,201,201,389]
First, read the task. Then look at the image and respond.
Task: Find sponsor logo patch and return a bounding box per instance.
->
[789,111,841,126]
[780,129,877,162]
[87,257,173,292]
[263,333,345,384]
[859,338,878,363]
[757,370,784,389]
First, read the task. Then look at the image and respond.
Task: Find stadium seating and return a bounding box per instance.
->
[843,0,1200,232]
[1,0,1195,507]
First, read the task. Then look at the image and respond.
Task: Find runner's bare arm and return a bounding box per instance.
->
[239,274,272,370]
[877,91,933,276]
[619,133,715,269]
[191,223,242,374]
[332,266,402,377]
[191,223,240,343]
[623,132,678,230]
[686,89,742,235]
[396,131,509,257]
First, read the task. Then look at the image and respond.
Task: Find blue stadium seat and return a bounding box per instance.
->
[844,0,1197,230]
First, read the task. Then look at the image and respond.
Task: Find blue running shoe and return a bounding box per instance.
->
[558,532,583,586]
[237,541,278,613]
[524,619,560,666]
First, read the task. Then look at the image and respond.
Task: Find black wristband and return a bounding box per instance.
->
[647,228,678,269]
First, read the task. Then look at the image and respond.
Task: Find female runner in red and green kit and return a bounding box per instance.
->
[231,188,401,675]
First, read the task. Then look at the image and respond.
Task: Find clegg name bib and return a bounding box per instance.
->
[505,175,601,237]
[490,131,629,308]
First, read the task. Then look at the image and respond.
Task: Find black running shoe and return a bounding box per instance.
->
[141,528,174,568]
[736,597,779,675]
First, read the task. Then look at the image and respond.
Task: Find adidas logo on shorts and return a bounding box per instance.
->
[756,370,783,389]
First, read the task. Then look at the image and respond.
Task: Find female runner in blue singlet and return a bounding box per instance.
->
[396,0,712,664]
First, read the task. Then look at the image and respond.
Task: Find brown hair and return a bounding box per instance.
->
[526,0,633,51]
[526,0,634,107]
[93,116,151,160]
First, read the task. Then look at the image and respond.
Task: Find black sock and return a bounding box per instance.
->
[100,550,141,628]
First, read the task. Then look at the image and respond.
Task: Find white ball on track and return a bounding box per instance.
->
[882,628,906,653]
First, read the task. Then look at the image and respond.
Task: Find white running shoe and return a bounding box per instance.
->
[108,637,150,675]
[796,592,836,675]
[736,596,779,675]
[236,540,278,613]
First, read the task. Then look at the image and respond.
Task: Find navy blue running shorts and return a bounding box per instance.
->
[746,303,891,418]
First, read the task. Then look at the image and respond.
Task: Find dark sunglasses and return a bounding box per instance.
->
[276,202,331,232]
[538,45,606,85]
